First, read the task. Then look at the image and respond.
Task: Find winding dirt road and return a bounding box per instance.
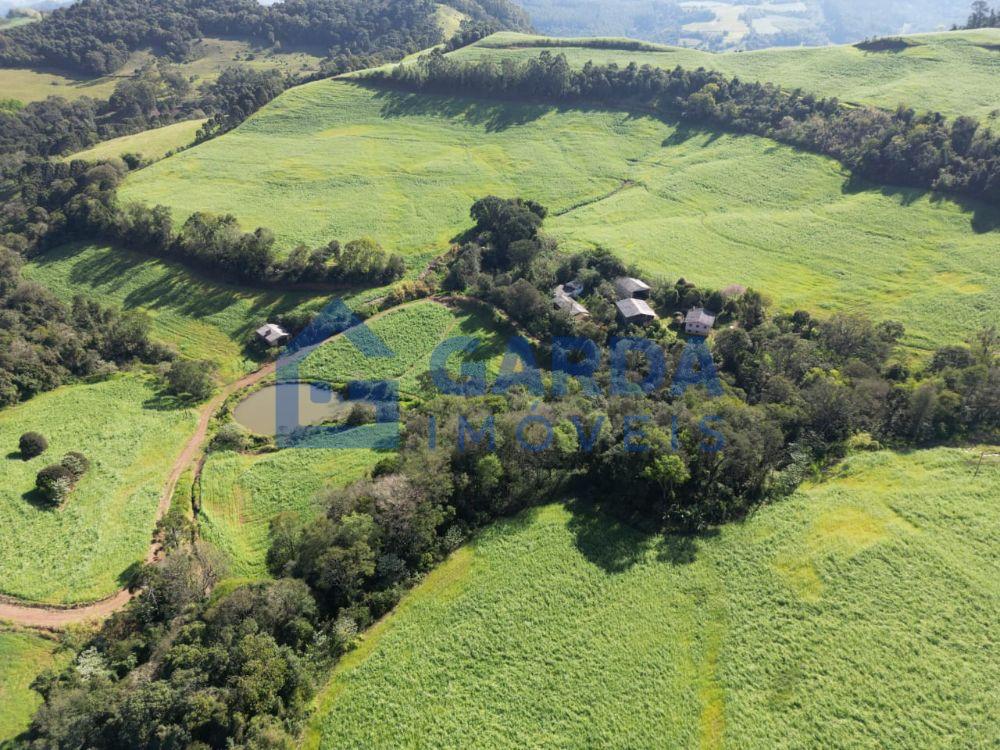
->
[0,363,276,630]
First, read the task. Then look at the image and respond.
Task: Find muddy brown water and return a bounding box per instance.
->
[233,382,348,436]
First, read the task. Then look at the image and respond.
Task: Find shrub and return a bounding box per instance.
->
[18,431,47,460]
[165,360,215,401]
[211,422,250,452]
[35,464,74,505]
[60,451,91,479]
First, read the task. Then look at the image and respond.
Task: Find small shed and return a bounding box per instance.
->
[684,308,716,336]
[616,298,658,325]
[553,289,590,318]
[614,277,651,300]
[256,323,290,347]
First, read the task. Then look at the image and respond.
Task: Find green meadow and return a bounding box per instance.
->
[122,81,998,351]
[22,243,333,380]
[0,631,67,746]
[63,119,207,164]
[454,29,1000,121]
[0,375,197,604]
[309,447,999,749]
[198,448,384,578]
[296,300,510,396]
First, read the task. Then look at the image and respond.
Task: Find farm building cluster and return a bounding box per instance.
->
[551,275,718,334]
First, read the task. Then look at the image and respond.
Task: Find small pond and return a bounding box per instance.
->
[233,382,348,436]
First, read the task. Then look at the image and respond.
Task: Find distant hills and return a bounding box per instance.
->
[517,0,978,49]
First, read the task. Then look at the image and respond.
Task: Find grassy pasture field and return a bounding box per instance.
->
[0,37,323,105]
[122,81,999,352]
[22,243,336,380]
[198,448,384,578]
[309,447,999,749]
[0,375,197,605]
[62,119,207,163]
[0,631,67,746]
[296,300,511,396]
[454,29,1000,121]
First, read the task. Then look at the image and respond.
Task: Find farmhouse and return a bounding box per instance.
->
[256,323,290,346]
[553,286,590,318]
[614,277,651,300]
[616,298,658,325]
[684,308,716,336]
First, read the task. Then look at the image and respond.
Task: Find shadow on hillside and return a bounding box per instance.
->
[368,86,553,132]
[841,173,1000,233]
[565,497,710,573]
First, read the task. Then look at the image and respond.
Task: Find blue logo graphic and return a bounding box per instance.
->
[274,299,726,454]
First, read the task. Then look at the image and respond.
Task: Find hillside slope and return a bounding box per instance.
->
[451,29,1000,120]
[309,447,1000,749]
[120,80,999,351]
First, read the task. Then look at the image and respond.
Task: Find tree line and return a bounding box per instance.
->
[957,1,999,28]
[373,50,1000,207]
[0,158,406,286]
[0,243,171,408]
[0,0,529,77]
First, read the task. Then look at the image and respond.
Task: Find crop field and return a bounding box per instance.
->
[0,631,67,746]
[0,375,197,604]
[198,448,384,578]
[122,81,998,352]
[0,37,323,105]
[308,447,999,749]
[296,300,511,396]
[454,29,1000,121]
[22,243,337,380]
[63,119,207,164]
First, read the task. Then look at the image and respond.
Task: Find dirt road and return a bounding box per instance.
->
[0,363,276,630]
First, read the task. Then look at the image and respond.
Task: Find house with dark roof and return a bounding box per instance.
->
[614,277,651,300]
[684,308,716,336]
[616,297,658,325]
[256,323,290,347]
[552,286,589,318]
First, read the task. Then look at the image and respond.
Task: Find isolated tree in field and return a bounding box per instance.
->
[35,464,74,505]
[165,359,215,401]
[18,431,47,459]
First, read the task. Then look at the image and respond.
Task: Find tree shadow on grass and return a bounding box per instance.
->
[6,451,22,460]
[118,560,144,590]
[366,85,553,133]
[565,496,718,573]
[840,173,1000,233]
[21,487,54,511]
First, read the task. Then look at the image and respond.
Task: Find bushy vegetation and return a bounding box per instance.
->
[377,49,1000,207]
[17,431,47,459]
[0,375,197,604]
[198,448,384,577]
[310,448,999,749]
[0,0,529,77]
[0,244,171,408]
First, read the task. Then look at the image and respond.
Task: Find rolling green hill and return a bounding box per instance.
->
[0,375,196,605]
[308,447,1000,749]
[120,80,999,352]
[451,29,1000,121]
